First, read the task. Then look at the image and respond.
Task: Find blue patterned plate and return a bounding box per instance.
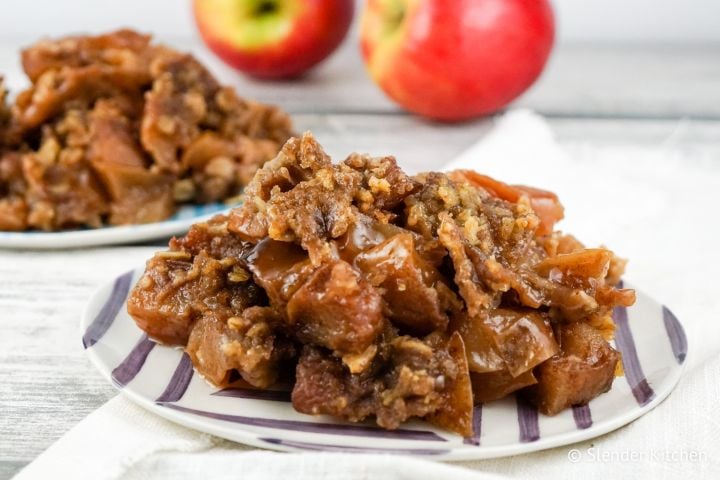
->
[0,203,233,249]
[81,270,687,460]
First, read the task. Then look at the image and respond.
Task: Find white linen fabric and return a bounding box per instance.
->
[14,110,719,480]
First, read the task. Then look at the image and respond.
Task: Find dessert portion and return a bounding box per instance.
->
[0,30,292,231]
[127,133,635,435]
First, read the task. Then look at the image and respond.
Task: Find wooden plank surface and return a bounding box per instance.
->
[1,39,719,119]
[197,42,720,119]
[1,32,719,478]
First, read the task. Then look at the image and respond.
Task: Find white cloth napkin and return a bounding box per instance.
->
[15,110,720,480]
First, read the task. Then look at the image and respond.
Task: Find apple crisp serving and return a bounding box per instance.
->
[0,30,292,231]
[127,133,635,435]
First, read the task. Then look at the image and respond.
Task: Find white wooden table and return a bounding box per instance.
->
[1,39,719,479]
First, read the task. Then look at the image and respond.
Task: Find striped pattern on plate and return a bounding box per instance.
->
[81,269,687,460]
[0,202,233,249]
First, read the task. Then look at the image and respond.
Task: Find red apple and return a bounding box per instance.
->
[361,0,554,121]
[194,0,354,79]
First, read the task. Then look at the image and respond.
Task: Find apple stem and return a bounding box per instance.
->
[383,1,406,35]
[255,0,278,16]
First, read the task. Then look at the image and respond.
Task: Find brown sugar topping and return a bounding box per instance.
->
[127,132,635,436]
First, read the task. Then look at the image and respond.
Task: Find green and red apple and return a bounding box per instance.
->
[194,0,354,79]
[361,0,555,121]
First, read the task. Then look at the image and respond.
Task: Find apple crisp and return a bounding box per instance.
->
[0,30,292,231]
[127,133,635,435]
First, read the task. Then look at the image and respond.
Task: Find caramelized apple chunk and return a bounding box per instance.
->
[355,233,449,334]
[287,260,384,355]
[292,333,471,435]
[523,322,620,415]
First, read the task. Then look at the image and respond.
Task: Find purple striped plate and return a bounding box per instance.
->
[81,269,687,460]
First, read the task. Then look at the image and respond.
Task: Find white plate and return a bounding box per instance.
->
[0,203,234,249]
[81,269,687,460]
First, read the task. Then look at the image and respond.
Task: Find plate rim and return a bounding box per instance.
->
[0,205,233,250]
[81,269,687,460]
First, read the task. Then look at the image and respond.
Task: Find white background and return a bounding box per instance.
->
[0,0,718,44]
